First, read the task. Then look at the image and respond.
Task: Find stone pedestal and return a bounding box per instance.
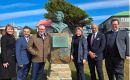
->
[47,33,72,80]
[47,64,72,80]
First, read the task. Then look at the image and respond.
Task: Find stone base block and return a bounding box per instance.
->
[47,64,72,80]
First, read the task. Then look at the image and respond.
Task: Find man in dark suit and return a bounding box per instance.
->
[87,24,106,80]
[16,26,32,80]
[105,19,129,80]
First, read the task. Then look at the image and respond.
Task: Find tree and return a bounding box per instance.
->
[44,0,93,33]
[31,29,37,34]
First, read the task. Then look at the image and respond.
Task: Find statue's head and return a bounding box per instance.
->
[54,11,64,22]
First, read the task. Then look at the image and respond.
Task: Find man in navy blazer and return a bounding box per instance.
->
[16,26,32,80]
[87,24,106,80]
[105,19,129,80]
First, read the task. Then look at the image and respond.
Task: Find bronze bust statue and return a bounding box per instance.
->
[51,11,68,33]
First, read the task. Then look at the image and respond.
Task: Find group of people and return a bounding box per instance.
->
[0,24,50,80]
[71,18,129,80]
[0,18,129,80]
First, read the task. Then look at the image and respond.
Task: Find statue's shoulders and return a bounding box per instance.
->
[51,22,57,26]
[51,22,68,28]
[60,23,68,28]
[62,23,68,27]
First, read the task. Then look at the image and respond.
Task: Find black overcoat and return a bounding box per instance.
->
[0,34,16,79]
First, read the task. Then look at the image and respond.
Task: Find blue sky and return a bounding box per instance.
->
[0,0,129,28]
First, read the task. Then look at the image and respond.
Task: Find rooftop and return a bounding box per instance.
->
[112,11,130,17]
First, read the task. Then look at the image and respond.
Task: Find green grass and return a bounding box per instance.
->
[13,59,129,80]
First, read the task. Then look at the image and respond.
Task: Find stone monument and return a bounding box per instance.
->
[47,11,72,80]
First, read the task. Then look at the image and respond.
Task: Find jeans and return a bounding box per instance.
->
[31,62,45,80]
[17,63,31,80]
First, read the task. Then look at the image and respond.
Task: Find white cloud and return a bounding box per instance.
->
[17,21,37,27]
[17,15,111,27]
[92,15,111,20]
[1,0,128,23]
[0,9,47,21]
[0,3,36,9]
[77,0,129,10]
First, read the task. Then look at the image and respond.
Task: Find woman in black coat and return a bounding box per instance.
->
[0,24,16,80]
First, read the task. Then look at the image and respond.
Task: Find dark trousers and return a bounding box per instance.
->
[74,62,86,80]
[88,58,104,80]
[17,63,31,80]
[31,62,45,80]
[105,57,124,80]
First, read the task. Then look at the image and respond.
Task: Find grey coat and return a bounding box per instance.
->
[105,30,129,59]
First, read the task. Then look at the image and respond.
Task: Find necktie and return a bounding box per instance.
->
[91,33,95,46]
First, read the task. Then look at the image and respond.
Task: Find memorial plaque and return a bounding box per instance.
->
[52,35,69,48]
[49,33,71,64]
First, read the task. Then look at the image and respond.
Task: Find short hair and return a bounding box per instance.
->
[37,25,45,29]
[75,27,84,36]
[23,26,31,30]
[91,24,98,28]
[5,24,14,32]
[111,18,120,24]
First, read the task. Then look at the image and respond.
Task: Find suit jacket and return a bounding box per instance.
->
[71,35,88,63]
[105,30,129,59]
[16,37,31,65]
[87,32,106,60]
[27,33,51,62]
